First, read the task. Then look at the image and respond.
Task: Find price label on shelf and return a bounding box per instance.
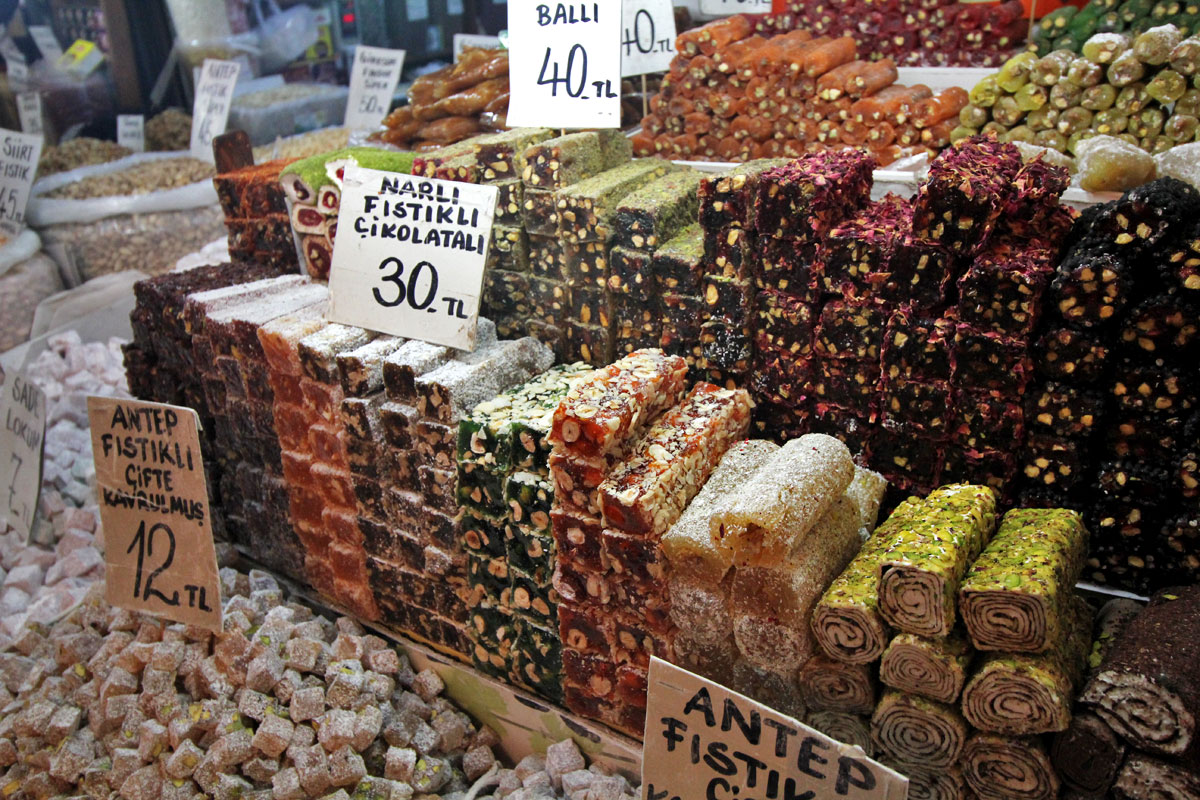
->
[117,114,145,152]
[507,0,622,129]
[621,0,677,77]
[345,45,406,131]
[16,92,42,136]
[327,165,498,350]
[699,0,773,13]
[0,128,44,238]
[88,397,222,630]
[0,370,46,542]
[190,59,242,162]
[642,658,909,800]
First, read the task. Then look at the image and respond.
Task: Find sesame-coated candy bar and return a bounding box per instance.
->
[812,357,882,414]
[506,470,554,534]
[704,224,755,281]
[337,336,406,397]
[698,158,789,231]
[880,377,954,437]
[755,290,815,356]
[1026,381,1105,439]
[753,150,876,242]
[652,224,705,296]
[599,382,752,538]
[959,507,1089,654]
[457,363,593,473]
[957,240,1055,337]
[1035,327,1110,384]
[753,235,820,296]
[493,179,525,227]
[700,321,752,373]
[549,348,689,460]
[875,484,999,638]
[874,239,957,310]
[882,312,955,383]
[711,434,854,568]
[523,189,560,237]
[912,136,1023,255]
[612,170,705,252]
[814,300,887,361]
[521,130,632,190]
[702,274,752,326]
[472,127,556,182]
[608,246,656,297]
[416,337,554,424]
[952,325,1032,393]
[820,193,911,297]
[481,270,532,339]
[563,240,609,289]
[557,159,679,244]
[487,225,530,273]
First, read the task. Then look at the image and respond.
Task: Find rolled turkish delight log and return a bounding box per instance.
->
[1051,712,1128,798]
[612,171,704,253]
[731,495,863,672]
[962,734,1059,800]
[549,349,689,461]
[962,596,1093,735]
[1079,585,1200,759]
[871,690,970,770]
[960,508,1090,654]
[894,766,969,800]
[879,631,973,705]
[809,711,874,756]
[1113,755,1200,800]
[711,434,854,567]
[798,655,876,715]
[877,484,1000,638]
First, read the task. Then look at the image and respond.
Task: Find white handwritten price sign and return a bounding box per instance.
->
[0,370,45,541]
[0,129,44,238]
[507,1,622,129]
[117,114,145,152]
[622,0,677,77]
[190,59,242,162]
[28,25,64,63]
[16,92,42,137]
[88,397,222,630]
[345,45,406,131]
[643,659,908,800]
[699,0,773,13]
[328,165,499,350]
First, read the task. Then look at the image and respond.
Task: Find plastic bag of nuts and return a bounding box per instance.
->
[26,153,225,285]
[0,230,63,352]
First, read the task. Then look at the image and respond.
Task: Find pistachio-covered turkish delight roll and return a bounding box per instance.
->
[556,159,678,244]
[871,690,970,769]
[876,485,996,633]
[962,734,1060,800]
[961,596,1093,735]
[653,225,705,297]
[879,630,974,705]
[798,655,877,715]
[809,711,874,756]
[959,507,1090,653]
[612,170,704,252]
[711,434,854,567]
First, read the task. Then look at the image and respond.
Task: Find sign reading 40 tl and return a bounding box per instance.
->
[506,2,622,129]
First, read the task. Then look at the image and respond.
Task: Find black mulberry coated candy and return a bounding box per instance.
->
[1119,293,1200,357]
[1050,249,1130,329]
[1034,328,1110,383]
[1026,381,1105,438]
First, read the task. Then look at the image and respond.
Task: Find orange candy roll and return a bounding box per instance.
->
[817,60,872,100]
[841,118,869,146]
[802,36,857,78]
[892,84,934,125]
[867,122,897,148]
[871,144,902,166]
[671,134,699,157]
[912,87,969,128]
[668,96,696,117]
[631,131,656,156]
[716,135,742,161]
[697,14,754,56]
[715,35,765,76]
[895,123,921,147]
[852,85,917,124]
[653,133,673,155]
[847,58,898,99]
[919,121,953,149]
[731,115,773,141]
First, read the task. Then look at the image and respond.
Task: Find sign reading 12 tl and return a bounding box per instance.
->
[507,1,622,129]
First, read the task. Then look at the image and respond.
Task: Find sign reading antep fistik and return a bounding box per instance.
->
[642,658,909,800]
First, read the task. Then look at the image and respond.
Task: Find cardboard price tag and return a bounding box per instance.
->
[622,0,677,77]
[0,128,44,237]
[16,92,43,136]
[88,397,222,630]
[327,165,498,350]
[190,59,242,163]
[699,0,773,13]
[643,659,909,800]
[0,370,46,541]
[507,0,622,129]
[345,46,406,131]
[117,114,145,152]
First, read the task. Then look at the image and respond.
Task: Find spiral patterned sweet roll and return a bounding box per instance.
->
[879,631,973,705]
[808,710,874,757]
[962,734,1060,800]
[904,766,969,800]
[870,690,969,769]
[1113,755,1200,800]
[798,654,877,715]
[1051,713,1127,797]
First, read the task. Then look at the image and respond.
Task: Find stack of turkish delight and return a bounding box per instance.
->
[214,158,301,273]
[549,350,692,734]
[634,18,973,163]
[1024,177,1200,593]
[455,363,592,698]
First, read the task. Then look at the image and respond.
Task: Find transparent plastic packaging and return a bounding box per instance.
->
[229,85,350,145]
[0,230,63,352]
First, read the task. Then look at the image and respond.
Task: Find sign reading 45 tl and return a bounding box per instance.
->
[506,1,622,129]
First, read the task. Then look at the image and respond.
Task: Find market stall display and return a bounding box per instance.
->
[1030,2,1199,55]
[214,157,301,272]
[36,138,131,179]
